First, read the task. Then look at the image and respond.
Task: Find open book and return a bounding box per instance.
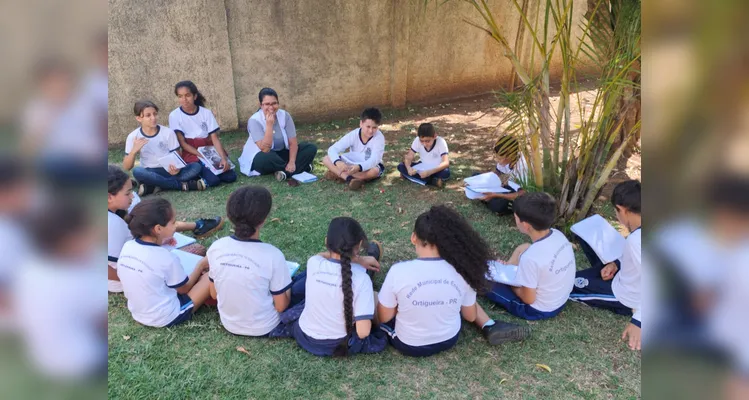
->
[197,146,235,175]
[162,232,197,251]
[158,152,187,172]
[463,172,521,199]
[486,260,521,287]
[570,214,625,264]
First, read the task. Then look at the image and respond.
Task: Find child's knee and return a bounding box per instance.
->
[322,155,332,164]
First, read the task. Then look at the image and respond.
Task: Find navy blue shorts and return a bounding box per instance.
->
[166,294,194,327]
[380,319,459,357]
[485,283,565,320]
[292,321,387,357]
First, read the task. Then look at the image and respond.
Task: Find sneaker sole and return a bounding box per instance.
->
[194,218,225,239]
[275,172,287,181]
[485,325,531,345]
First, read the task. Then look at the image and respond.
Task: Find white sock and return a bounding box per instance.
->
[482,319,496,329]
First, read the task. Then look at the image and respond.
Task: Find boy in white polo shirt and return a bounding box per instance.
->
[207,186,307,337]
[570,180,642,350]
[397,123,451,187]
[484,192,576,320]
[322,108,386,191]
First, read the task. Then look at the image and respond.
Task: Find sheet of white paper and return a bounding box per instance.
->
[340,152,365,164]
[162,232,197,251]
[463,172,502,189]
[486,261,521,286]
[404,174,426,185]
[465,187,485,199]
[172,249,203,275]
[570,214,626,264]
[128,192,141,213]
[507,180,522,191]
[158,152,186,171]
[412,162,439,172]
[291,172,318,183]
[287,261,301,277]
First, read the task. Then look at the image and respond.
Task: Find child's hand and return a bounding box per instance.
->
[133,137,149,153]
[220,157,230,172]
[162,237,177,247]
[285,161,296,173]
[621,322,641,351]
[346,164,360,175]
[265,110,276,126]
[196,257,210,274]
[417,170,432,179]
[356,256,381,272]
[406,166,416,176]
[168,165,180,175]
[479,194,493,202]
[601,262,618,280]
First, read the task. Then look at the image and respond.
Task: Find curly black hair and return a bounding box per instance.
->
[226,186,272,239]
[413,205,491,293]
[326,217,368,357]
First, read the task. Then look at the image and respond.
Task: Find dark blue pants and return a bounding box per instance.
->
[200,165,237,187]
[290,320,387,356]
[380,318,459,357]
[397,162,450,186]
[486,283,565,320]
[569,235,631,316]
[132,162,202,191]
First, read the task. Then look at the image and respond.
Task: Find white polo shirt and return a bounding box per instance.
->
[410,136,449,166]
[107,210,132,292]
[515,229,576,312]
[124,125,180,169]
[378,258,476,346]
[207,236,292,336]
[116,239,189,327]
[168,106,220,140]
[612,228,641,321]
[327,129,386,172]
[298,255,374,340]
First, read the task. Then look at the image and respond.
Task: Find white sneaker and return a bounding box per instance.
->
[275,171,287,181]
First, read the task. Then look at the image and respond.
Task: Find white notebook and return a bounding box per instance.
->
[291,172,318,183]
[174,250,302,278]
[464,187,485,199]
[162,232,197,251]
[157,152,187,171]
[412,162,439,172]
[570,214,626,264]
[486,260,521,287]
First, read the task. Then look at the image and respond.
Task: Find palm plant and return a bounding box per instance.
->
[427,0,641,224]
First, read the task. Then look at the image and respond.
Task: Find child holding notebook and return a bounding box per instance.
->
[322,108,386,191]
[569,180,642,350]
[484,192,576,320]
[207,185,307,337]
[477,135,529,215]
[397,123,450,187]
[116,198,212,327]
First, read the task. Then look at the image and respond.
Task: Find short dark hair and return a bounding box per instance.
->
[226,186,273,239]
[108,164,130,195]
[124,198,174,238]
[360,108,382,125]
[134,100,159,117]
[417,123,436,138]
[513,192,557,230]
[611,180,641,214]
[30,197,89,253]
[258,88,279,104]
[707,173,749,214]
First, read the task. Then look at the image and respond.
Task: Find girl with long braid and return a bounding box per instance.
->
[377,205,530,356]
[292,217,386,357]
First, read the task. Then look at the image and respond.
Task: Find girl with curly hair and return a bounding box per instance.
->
[377,205,530,356]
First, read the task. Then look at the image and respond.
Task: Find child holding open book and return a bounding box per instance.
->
[169,80,237,188]
[123,100,206,195]
[397,123,450,187]
[477,135,528,215]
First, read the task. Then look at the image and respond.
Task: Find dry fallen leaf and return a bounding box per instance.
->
[372,229,383,235]
[236,346,251,356]
[123,336,130,341]
[397,207,404,214]
[271,218,281,223]
[535,363,552,373]
[499,378,507,385]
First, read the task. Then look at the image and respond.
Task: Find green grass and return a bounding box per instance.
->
[108,118,640,399]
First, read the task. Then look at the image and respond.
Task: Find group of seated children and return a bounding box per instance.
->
[109,159,643,354]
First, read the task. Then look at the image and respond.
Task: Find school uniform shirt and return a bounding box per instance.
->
[410,136,449,166]
[168,106,220,163]
[327,128,386,172]
[496,153,529,186]
[124,125,180,169]
[298,255,375,340]
[248,111,297,151]
[207,237,292,336]
[612,228,641,323]
[515,229,576,312]
[378,258,477,347]
[107,210,132,292]
[116,239,190,327]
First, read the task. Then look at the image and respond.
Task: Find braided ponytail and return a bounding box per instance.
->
[326,217,367,357]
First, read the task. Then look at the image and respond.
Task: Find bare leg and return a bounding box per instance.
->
[372,291,380,325]
[188,273,212,311]
[351,167,381,182]
[175,221,196,232]
[322,155,345,176]
[108,266,120,281]
[506,243,531,265]
[474,302,492,328]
